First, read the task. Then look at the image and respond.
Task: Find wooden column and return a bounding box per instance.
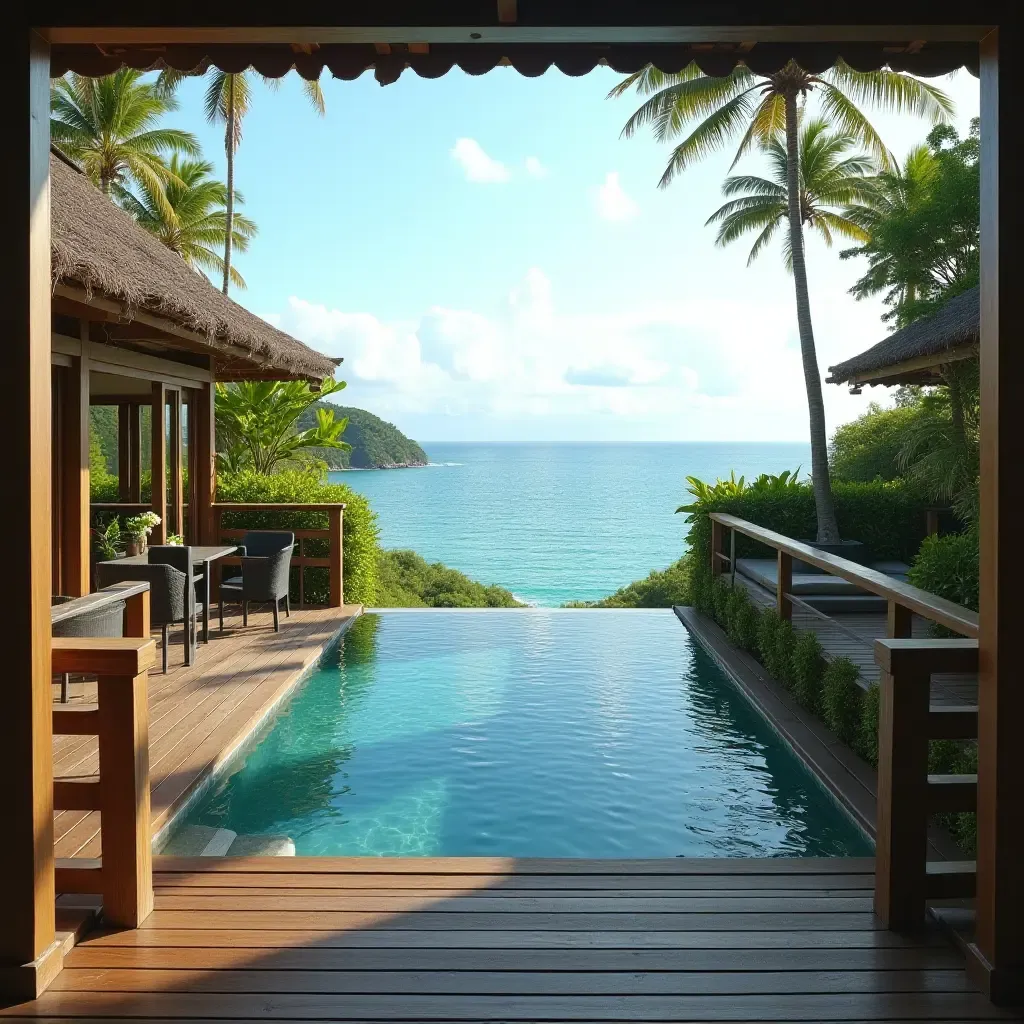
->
[168,389,183,540]
[117,402,131,502]
[59,349,90,597]
[973,24,1024,1003]
[0,28,59,999]
[193,381,216,545]
[128,403,142,503]
[150,382,167,544]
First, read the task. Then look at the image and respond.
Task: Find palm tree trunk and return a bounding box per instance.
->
[782,89,840,544]
[222,75,236,296]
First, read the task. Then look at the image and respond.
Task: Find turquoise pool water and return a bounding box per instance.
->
[170,610,871,858]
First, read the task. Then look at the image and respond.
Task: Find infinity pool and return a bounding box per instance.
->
[168,610,871,857]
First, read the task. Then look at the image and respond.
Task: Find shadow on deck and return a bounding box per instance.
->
[5,855,1021,1021]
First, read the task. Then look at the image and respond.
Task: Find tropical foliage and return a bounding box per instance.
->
[706,118,875,266]
[377,550,522,608]
[119,155,257,289]
[842,120,980,326]
[611,59,952,544]
[215,379,350,476]
[50,70,199,212]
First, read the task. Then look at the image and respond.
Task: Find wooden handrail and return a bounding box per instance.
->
[708,512,979,638]
[51,587,154,929]
[51,580,149,626]
[211,502,344,608]
[873,636,979,928]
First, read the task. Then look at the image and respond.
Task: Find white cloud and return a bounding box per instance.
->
[592,171,639,222]
[450,138,510,183]
[524,156,548,179]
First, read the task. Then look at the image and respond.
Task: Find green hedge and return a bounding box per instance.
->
[216,469,380,607]
[565,556,694,608]
[907,530,979,612]
[685,479,930,565]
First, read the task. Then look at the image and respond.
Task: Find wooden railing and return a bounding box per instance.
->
[707,513,981,931]
[874,637,979,928]
[708,512,979,639]
[52,583,155,928]
[211,502,345,608]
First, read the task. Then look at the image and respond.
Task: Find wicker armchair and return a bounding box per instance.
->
[219,531,295,633]
[51,595,125,702]
[96,561,195,672]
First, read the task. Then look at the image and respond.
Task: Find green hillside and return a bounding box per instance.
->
[299,403,428,470]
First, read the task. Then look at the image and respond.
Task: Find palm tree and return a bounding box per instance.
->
[611,60,952,543]
[200,71,326,295]
[706,118,876,267]
[50,70,200,216]
[119,155,258,289]
[840,143,942,318]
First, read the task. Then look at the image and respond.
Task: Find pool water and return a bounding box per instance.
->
[170,610,871,858]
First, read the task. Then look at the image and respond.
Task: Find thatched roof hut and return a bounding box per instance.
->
[826,286,979,390]
[49,149,338,382]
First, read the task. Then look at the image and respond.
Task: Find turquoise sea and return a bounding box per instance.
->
[332,442,809,606]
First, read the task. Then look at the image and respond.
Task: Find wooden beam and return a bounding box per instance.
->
[972,24,1024,1005]
[846,343,978,386]
[59,343,90,597]
[41,24,993,45]
[128,403,142,504]
[150,382,167,545]
[497,0,517,24]
[0,27,59,998]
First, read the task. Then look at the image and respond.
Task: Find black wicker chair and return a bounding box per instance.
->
[149,545,205,649]
[51,594,125,702]
[96,561,196,672]
[219,531,295,633]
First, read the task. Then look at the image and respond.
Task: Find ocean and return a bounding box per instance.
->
[330,442,809,607]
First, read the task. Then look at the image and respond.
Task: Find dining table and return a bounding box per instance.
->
[115,545,239,644]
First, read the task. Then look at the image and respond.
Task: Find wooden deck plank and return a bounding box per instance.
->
[4,990,1016,1020]
[48,967,975,995]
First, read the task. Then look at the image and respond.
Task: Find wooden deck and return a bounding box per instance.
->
[2,856,1018,1021]
[53,603,362,860]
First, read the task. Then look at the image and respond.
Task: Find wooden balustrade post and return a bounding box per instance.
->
[777,551,793,622]
[711,519,724,578]
[124,589,150,640]
[97,668,153,928]
[874,654,931,929]
[729,529,736,586]
[888,601,913,639]
[329,506,344,608]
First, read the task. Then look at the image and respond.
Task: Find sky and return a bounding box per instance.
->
[165,64,980,443]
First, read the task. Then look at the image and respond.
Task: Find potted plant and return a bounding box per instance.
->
[123,512,161,556]
[167,533,184,546]
[90,518,123,561]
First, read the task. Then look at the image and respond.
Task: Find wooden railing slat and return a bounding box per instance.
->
[926,774,979,813]
[53,777,101,812]
[53,707,100,735]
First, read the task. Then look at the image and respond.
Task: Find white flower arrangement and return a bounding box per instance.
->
[124,511,162,540]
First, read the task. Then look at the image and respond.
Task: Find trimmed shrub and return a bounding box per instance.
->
[216,469,380,607]
[908,530,979,611]
[756,610,795,687]
[929,739,979,855]
[857,683,880,767]
[821,658,863,745]
[726,587,761,653]
[791,632,826,713]
[711,577,732,628]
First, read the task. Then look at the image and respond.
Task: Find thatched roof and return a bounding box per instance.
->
[827,286,979,387]
[50,150,338,382]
